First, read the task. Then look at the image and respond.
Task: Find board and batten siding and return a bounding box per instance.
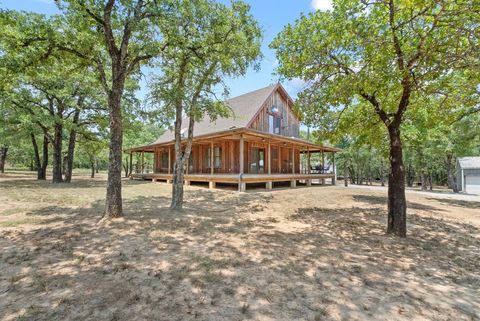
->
[248,89,300,138]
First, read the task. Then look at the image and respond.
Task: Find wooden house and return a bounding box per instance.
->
[128,84,340,191]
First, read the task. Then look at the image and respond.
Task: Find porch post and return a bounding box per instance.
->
[267,141,271,175]
[291,146,296,188]
[239,135,245,192]
[278,145,281,173]
[292,146,295,174]
[129,152,133,178]
[306,147,311,186]
[307,147,311,174]
[141,151,145,174]
[266,141,272,190]
[321,151,325,185]
[332,152,336,185]
[210,140,214,175]
[185,146,189,175]
[168,146,171,174]
[322,151,325,172]
[239,135,244,174]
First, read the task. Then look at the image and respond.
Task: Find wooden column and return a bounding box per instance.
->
[307,147,311,174]
[321,151,325,185]
[292,146,295,174]
[267,141,271,175]
[278,146,281,173]
[210,141,214,175]
[185,145,189,175]
[239,135,245,192]
[332,152,336,185]
[306,147,311,186]
[239,135,244,174]
[322,151,325,172]
[141,151,145,174]
[129,152,133,178]
[168,147,171,174]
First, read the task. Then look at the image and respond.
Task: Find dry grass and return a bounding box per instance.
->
[0,171,479,321]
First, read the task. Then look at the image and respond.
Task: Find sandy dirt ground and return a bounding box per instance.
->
[0,171,479,321]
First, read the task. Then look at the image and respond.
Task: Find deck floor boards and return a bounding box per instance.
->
[131,172,335,184]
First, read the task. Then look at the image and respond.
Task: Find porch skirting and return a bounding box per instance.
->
[130,173,335,191]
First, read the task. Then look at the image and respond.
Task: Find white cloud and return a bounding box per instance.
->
[311,0,333,11]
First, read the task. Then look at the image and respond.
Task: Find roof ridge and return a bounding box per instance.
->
[226,84,277,102]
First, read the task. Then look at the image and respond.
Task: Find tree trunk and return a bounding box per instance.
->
[0,146,8,173]
[446,154,458,193]
[171,159,185,209]
[348,166,355,184]
[40,135,48,180]
[104,89,124,218]
[170,59,189,210]
[344,162,348,187]
[387,126,407,237]
[428,173,433,191]
[406,163,414,187]
[380,160,386,187]
[52,123,63,183]
[420,172,427,191]
[91,160,95,179]
[64,109,80,183]
[170,116,195,210]
[123,156,130,178]
[31,134,43,180]
[31,134,48,180]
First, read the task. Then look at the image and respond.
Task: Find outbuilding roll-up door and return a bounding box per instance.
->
[465,175,480,195]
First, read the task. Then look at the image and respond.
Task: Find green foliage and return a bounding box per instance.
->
[271,0,480,192]
[148,0,262,126]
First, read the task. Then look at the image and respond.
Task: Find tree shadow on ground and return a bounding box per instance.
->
[426,197,480,209]
[1,188,479,321]
[352,194,442,212]
[0,176,152,190]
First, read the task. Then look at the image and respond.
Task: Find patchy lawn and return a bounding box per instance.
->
[1,172,479,321]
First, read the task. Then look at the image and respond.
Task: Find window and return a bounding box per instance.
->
[206,146,222,169]
[274,117,281,134]
[269,115,281,134]
[214,147,221,168]
[161,152,169,168]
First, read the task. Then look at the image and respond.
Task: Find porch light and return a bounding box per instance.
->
[271,105,279,113]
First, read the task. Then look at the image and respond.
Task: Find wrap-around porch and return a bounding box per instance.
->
[127,128,338,191]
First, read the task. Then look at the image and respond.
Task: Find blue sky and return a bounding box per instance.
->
[0,0,332,98]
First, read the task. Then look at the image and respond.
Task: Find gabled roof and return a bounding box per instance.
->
[150,84,280,145]
[458,157,480,169]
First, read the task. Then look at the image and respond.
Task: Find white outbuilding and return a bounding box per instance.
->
[456,157,480,195]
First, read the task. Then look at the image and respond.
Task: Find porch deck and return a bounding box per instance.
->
[130,172,335,191]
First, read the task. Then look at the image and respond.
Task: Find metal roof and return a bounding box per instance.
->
[151,84,278,145]
[127,84,340,153]
[458,157,480,169]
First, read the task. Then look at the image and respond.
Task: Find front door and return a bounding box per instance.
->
[249,148,265,174]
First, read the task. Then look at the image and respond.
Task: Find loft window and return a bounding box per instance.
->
[269,115,281,134]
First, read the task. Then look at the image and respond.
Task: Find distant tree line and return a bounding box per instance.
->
[0,0,261,217]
